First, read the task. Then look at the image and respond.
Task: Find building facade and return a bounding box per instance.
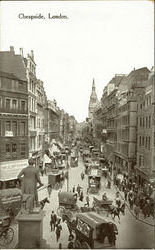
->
[23,50,38,159]
[0,47,28,186]
[114,68,150,179]
[46,100,60,143]
[36,79,48,162]
[136,67,155,185]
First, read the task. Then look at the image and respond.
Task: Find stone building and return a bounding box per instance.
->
[46,100,60,143]
[36,79,48,161]
[22,50,38,160]
[92,102,103,148]
[102,75,125,164]
[68,115,77,142]
[0,47,29,187]
[114,67,150,177]
[136,67,155,185]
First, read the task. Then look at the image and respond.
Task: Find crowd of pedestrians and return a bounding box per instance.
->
[113,173,155,220]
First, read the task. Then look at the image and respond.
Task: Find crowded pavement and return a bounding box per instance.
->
[3,149,155,249]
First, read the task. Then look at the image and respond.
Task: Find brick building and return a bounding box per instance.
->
[0,47,28,188]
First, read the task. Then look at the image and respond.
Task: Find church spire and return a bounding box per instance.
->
[92,78,95,90]
[88,78,99,119]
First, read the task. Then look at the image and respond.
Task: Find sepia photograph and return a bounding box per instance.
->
[0,0,154,249]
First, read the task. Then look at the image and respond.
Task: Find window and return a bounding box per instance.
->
[21,100,26,111]
[6,121,11,131]
[21,143,26,156]
[143,117,145,127]
[139,155,143,167]
[149,116,151,128]
[148,137,151,150]
[20,122,25,136]
[146,117,148,128]
[12,121,17,136]
[140,117,142,127]
[0,97,2,108]
[12,99,17,110]
[142,136,144,146]
[145,137,147,148]
[6,99,11,110]
[12,143,17,153]
[0,121,1,136]
[139,136,141,146]
[6,144,11,153]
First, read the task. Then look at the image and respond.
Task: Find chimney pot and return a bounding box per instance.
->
[10,46,14,52]
[20,48,23,56]
[31,50,34,59]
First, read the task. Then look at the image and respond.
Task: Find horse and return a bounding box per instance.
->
[62,214,77,235]
[107,205,121,222]
[40,197,50,209]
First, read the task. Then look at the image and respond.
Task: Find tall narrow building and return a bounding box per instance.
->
[88,79,99,119]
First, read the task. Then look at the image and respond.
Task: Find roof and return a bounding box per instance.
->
[58,191,75,199]
[0,51,27,81]
[76,212,107,228]
[0,71,23,81]
[128,67,150,77]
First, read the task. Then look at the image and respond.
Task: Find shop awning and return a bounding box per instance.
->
[43,154,52,164]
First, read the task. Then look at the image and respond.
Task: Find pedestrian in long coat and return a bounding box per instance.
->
[79,191,84,202]
[72,185,75,193]
[55,223,62,242]
[76,184,82,196]
[85,195,90,207]
[134,205,140,219]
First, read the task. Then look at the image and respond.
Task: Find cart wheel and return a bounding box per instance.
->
[57,206,65,217]
[74,239,82,248]
[81,241,91,249]
[0,227,14,246]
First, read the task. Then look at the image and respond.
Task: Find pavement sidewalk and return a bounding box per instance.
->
[104,175,154,227]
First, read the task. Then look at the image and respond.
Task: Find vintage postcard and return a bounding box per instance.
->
[0,1,154,249]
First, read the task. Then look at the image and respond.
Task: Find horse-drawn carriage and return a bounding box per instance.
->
[88,169,101,194]
[93,197,113,212]
[73,212,116,249]
[70,151,78,168]
[0,215,14,247]
[0,187,22,221]
[57,191,80,220]
[47,169,63,189]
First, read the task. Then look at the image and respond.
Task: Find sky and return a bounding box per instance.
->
[0,1,154,122]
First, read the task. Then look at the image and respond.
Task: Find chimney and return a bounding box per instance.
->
[10,46,14,53]
[20,48,23,57]
[31,50,34,59]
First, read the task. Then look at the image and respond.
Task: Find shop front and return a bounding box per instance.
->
[0,159,28,190]
[135,167,149,187]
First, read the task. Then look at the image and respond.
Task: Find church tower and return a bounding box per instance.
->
[88,79,99,119]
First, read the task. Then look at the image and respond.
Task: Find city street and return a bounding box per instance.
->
[4,154,154,249]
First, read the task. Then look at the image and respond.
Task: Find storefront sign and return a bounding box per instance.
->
[5,131,13,137]
[0,159,28,181]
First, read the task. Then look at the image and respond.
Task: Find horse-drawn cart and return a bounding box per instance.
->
[93,197,113,211]
[0,215,14,246]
